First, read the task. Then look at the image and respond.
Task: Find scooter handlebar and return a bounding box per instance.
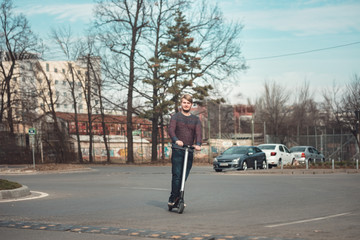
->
[172,144,196,152]
[183,145,195,149]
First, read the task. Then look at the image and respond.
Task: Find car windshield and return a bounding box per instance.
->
[258,145,275,150]
[222,147,248,155]
[290,147,306,152]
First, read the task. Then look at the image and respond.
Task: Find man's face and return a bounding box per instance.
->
[181,98,192,113]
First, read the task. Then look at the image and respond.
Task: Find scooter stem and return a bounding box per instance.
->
[180,147,189,193]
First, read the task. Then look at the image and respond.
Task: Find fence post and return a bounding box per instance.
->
[306,159,308,170]
[332,158,335,170]
[281,160,283,170]
[356,159,359,170]
[254,160,257,170]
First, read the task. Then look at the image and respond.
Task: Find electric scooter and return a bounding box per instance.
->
[168,145,194,214]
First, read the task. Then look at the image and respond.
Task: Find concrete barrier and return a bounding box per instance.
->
[0,185,30,199]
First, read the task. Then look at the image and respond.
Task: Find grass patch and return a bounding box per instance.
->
[0,179,22,190]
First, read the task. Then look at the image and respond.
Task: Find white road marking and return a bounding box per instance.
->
[118,187,168,191]
[0,191,49,203]
[265,212,351,228]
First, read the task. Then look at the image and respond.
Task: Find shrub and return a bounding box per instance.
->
[0,179,22,190]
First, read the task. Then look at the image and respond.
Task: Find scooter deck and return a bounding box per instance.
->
[168,198,185,213]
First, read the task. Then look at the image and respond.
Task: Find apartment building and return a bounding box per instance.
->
[3,56,101,125]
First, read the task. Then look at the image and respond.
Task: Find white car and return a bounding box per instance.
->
[258,144,294,168]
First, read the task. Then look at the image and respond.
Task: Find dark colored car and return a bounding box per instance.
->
[213,146,267,172]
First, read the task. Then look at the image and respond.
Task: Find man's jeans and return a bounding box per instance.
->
[169,148,193,202]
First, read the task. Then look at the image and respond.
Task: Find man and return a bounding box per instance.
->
[168,94,202,207]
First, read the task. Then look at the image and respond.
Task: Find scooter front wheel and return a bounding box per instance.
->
[177,200,185,214]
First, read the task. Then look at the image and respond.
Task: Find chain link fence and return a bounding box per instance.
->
[262,133,359,161]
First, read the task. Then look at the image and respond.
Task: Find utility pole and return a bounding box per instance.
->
[208,101,211,163]
[251,115,254,146]
[263,121,266,144]
[218,104,221,139]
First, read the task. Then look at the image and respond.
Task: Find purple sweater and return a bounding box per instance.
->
[168,112,202,147]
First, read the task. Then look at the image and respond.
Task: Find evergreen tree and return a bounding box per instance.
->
[160,9,210,111]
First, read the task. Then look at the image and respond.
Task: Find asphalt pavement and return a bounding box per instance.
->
[1,165,360,240]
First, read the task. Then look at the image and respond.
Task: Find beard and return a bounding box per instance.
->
[182,108,190,113]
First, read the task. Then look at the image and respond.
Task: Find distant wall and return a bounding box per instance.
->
[79,137,252,163]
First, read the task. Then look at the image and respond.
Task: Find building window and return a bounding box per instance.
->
[56,91,60,96]
[63,92,67,97]
[55,80,59,84]
[62,69,65,73]
[64,104,67,108]
[54,68,58,73]
[46,63,49,72]
[63,81,66,85]
[77,70,81,75]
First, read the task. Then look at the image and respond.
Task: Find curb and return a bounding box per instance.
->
[213,168,360,175]
[0,185,31,200]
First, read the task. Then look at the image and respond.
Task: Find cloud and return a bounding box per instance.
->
[227,3,360,36]
[20,3,95,23]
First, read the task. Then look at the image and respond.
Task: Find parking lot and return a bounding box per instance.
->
[1,166,360,240]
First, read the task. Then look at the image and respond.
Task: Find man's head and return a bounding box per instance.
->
[180,94,193,113]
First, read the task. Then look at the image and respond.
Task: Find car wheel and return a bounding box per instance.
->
[261,160,267,169]
[215,169,222,172]
[242,161,248,171]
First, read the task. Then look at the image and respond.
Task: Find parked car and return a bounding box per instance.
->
[258,144,294,168]
[289,146,325,163]
[213,146,267,172]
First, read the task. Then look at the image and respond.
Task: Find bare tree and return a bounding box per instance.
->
[94,0,148,163]
[138,0,186,162]
[84,35,111,163]
[288,81,320,137]
[138,0,246,161]
[51,26,84,162]
[0,0,40,133]
[322,81,344,131]
[340,75,360,147]
[32,61,71,163]
[188,1,247,98]
[255,81,291,143]
[321,75,360,151]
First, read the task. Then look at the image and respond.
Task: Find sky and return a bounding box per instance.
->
[13,0,360,104]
